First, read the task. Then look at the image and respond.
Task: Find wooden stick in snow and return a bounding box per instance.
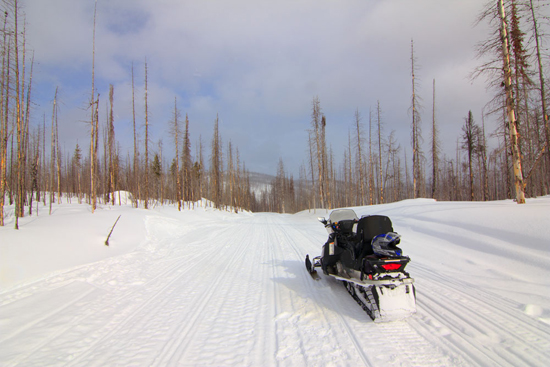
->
[105,215,121,246]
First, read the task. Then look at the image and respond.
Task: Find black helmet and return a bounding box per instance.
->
[371,232,402,257]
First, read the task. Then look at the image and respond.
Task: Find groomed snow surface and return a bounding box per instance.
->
[1,194,550,366]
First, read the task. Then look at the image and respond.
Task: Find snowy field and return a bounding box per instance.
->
[1,194,550,366]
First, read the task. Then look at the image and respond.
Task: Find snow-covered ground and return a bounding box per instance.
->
[1,194,549,366]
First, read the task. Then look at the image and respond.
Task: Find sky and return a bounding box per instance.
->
[22,0,514,176]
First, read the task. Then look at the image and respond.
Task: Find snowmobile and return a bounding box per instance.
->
[305,209,416,322]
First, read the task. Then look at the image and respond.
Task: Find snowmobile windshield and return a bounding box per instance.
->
[328,209,358,223]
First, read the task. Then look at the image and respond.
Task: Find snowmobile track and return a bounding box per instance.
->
[273,217,375,366]
[409,262,550,366]
[151,228,253,366]
[65,224,236,365]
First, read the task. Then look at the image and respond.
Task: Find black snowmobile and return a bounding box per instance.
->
[305,209,416,322]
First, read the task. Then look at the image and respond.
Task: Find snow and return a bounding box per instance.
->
[1,194,550,366]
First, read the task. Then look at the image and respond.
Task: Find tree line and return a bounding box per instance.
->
[263,0,549,213]
[0,0,262,229]
[1,0,549,227]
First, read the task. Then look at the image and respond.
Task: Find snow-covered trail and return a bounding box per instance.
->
[1,199,550,366]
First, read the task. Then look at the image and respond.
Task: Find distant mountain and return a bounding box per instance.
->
[247,171,274,197]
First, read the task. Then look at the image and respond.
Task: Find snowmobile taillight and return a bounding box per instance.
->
[381,263,401,271]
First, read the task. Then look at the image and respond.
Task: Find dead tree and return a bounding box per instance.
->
[90,2,98,212]
[210,114,222,208]
[171,97,181,210]
[529,0,550,193]
[410,39,423,199]
[0,11,9,226]
[431,79,440,199]
[377,101,384,204]
[462,111,480,201]
[354,109,365,205]
[14,0,22,228]
[108,84,115,204]
[144,59,149,209]
[50,88,57,215]
[311,97,326,208]
[498,0,525,203]
[131,62,139,208]
[368,109,374,205]
[182,114,191,203]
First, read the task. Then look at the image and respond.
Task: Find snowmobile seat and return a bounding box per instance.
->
[355,215,394,258]
[357,215,394,243]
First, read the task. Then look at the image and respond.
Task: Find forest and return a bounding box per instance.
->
[1,0,549,227]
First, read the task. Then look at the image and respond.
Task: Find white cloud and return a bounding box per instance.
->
[22,0,517,175]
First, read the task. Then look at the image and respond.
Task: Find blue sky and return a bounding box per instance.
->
[24,0,504,176]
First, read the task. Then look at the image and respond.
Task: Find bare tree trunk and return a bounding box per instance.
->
[481,111,489,201]
[211,114,221,208]
[183,114,191,203]
[498,0,525,203]
[529,0,549,194]
[0,12,9,226]
[172,97,181,210]
[457,159,463,201]
[235,147,241,210]
[368,109,374,205]
[42,115,46,206]
[347,131,352,207]
[23,53,34,215]
[144,59,149,209]
[321,115,330,208]
[14,0,22,229]
[198,136,204,203]
[500,104,512,199]
[311,97,325,208]
[29,146,38,216]
[431,79,439,199]
[50,88,57,215]
[108,84,115,205]
[20,18,33,217]
[227,141,234,209]
[90,2,97,213]
[462,111,477,201]
[404,148,410,198]
[307,132,316,210]
[159,140,163,204]
[377,101,384,204]
[355,109,365,205]
[131,62,138,208]
[55,97,61,204]
[411,39,419,199]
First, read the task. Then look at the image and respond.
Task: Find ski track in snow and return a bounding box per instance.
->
[1,202,550,366]
[411,263,550,366]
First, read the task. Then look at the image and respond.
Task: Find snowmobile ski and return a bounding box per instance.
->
[305,254,321,280]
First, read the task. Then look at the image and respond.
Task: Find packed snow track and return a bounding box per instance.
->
[1,199,550,366]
